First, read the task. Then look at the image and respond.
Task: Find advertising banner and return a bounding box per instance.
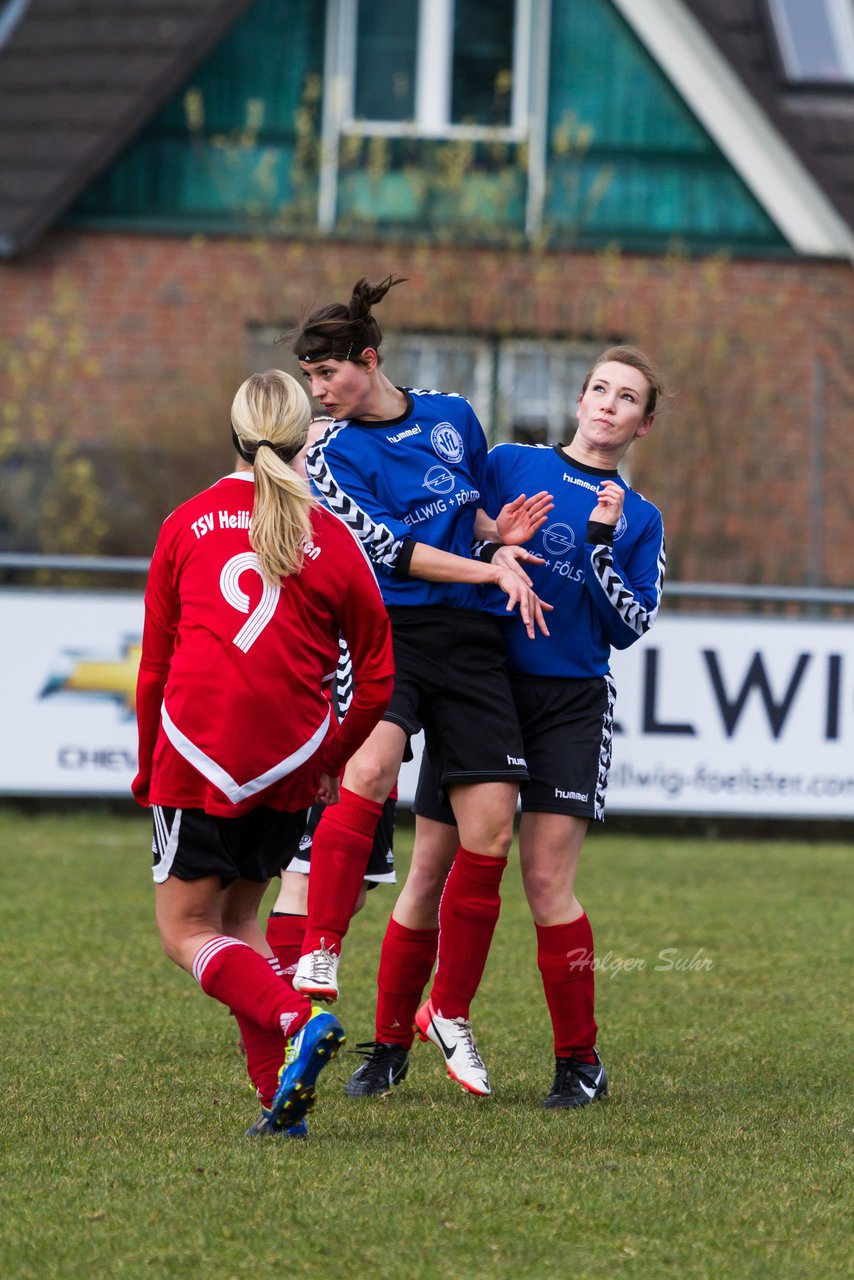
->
[2,590,852,818]
[604,615,854,816]
[1,591,144,796]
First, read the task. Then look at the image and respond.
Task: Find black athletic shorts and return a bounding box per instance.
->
[151,805,308,887]
[286,794,397,888]
[414,672,615,822]
[383,607,527,792]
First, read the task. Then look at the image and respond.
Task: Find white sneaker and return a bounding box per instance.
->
[415,999,491,1097]
[292,938,340,1003]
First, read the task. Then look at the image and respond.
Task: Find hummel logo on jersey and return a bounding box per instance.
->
[388,425,422,444]
[507,754,526,767]
[562,473,599,494]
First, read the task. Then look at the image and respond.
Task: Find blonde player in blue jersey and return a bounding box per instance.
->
[348,346,666,1108]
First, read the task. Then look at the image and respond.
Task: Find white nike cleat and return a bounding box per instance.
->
[292,938,340,1003]
[415,999,491,1097]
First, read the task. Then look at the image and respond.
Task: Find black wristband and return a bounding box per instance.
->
[478,541,502,563]
[586,520,615,546]
[392,538,417,579]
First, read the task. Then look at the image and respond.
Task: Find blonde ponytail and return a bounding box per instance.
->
[230,370,315,584]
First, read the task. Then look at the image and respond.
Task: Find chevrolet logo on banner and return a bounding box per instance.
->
[40,638,142,715]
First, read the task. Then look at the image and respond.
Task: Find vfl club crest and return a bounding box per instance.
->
[430,422,464,465]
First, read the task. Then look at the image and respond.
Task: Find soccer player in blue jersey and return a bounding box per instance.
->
[286,275,552,1095]
[265,415,400,982]
[347,346,666,1107]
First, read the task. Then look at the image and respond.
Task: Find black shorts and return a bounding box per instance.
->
[286,795,397,888]
[384,607,527,792]
[151,805,308,887]
[414,672,615,822]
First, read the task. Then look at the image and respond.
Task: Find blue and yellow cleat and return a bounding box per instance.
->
[267,1007,345,1131]
[246,1107,308,1139]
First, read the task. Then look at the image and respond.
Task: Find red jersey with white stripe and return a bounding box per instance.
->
[133,472,394,817]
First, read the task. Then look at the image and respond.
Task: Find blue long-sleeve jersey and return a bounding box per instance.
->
[485,443,665,678]
[306,388,501,612]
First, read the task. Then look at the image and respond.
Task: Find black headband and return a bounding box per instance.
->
[297,343,355,363]
[231,427,302,464]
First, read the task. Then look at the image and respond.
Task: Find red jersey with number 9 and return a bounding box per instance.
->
[133,472,393,816]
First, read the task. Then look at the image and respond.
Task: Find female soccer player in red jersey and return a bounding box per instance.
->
[132,370,394,1136]
[287,275,552,1096]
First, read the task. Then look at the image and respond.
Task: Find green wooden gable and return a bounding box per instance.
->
[545,0,786,250]
[69,0,789,255]
[72,0,325,232]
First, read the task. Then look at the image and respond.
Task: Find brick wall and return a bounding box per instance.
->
[1,228,851,584]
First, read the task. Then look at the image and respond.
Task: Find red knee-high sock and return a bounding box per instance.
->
[375,916,439,1048]
[193,936,310,1038]
[302,788,384,954]
[535,914,598,1062]
[234,957,296,1108]
[265,913,306,985]
[429,847,506,1021]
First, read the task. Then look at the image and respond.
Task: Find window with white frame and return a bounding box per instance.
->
[383,334,494,425]
[382,334,599,448]
[343,0,532,139]
[769,0,854,83]
[497,340,598,445]
[319,0,550,233]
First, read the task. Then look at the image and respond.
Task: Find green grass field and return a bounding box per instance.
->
[1,808,851,1279]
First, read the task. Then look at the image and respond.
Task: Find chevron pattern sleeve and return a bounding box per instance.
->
[586,511,666,650]
[306,428,408,574]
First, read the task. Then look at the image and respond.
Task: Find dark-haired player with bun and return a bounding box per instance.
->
[288,274,552,1096]
[264,413,399,981]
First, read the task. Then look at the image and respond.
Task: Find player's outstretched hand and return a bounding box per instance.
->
[491,543,545,588]
[494,566,552,639]
[495,490,554,546]
[315,773,340,806]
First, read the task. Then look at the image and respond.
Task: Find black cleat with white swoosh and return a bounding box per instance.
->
[344,1041,409,1097]
[542,1049,608,1109]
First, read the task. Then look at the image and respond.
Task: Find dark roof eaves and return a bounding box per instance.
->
[0,0,257,259]
[680,0,854,232]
